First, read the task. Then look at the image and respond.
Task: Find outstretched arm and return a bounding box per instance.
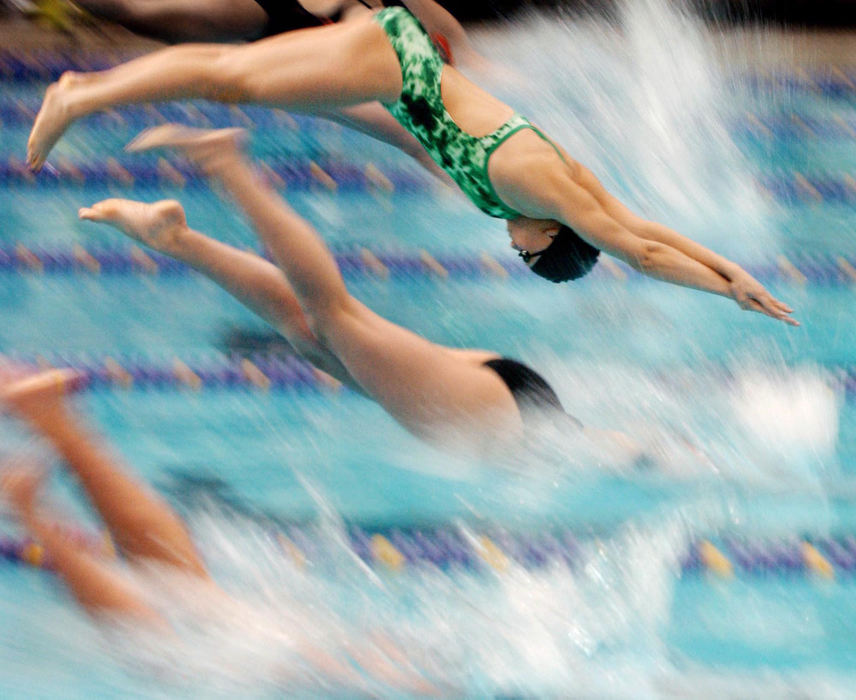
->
[497,161,797,326]
[562,196,796,324]
[571,164,787,318]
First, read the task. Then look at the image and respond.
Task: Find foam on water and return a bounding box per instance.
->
[471,0,773,259]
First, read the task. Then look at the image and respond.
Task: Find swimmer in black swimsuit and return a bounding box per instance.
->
[71,0,473,61]
[78,125,647,460]
[71,0,362,42]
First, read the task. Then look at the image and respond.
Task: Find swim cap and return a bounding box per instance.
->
[529,225,600,283]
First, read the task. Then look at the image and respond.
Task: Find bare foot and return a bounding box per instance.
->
[1,369,80,429]
[79,199,188,254]
[0,465,45,517]
[126,124,246,175]
[27,72,84,172]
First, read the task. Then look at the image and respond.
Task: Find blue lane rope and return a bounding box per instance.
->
[0,526,852,579]
[1,97,854,145]
[2,354,856,399]
[2,243,855,285]
[0,156,429,192]
[0,151,853,205]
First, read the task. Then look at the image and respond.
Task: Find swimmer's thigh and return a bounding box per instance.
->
[220,17,403,108]
[315,300,520,440]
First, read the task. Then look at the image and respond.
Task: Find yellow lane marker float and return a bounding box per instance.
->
[241,358,270,391]
[360,247,389,279]
[157,157,186,187]
[129,245,159,274]
[793,172,823,204]
[104,357,133,388]
[277,534,306,569]
[173,358,202,390]
[106,157,134,187]
[479,251,508,279]
[15,244,43,272]
[777,254,807,285]
[476,535,509,572]
[836,256,856,284]
[309,161,337,191]
[371,534,405,571]
[72,244,101,274]
[419,250,448,278]
[802,542,834,580]
[745,112,772,139]
[698,540,733,579]
[57,156,85,184]
[21,542,45,568]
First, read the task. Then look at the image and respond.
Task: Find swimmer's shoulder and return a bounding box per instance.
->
[491,127,579,177]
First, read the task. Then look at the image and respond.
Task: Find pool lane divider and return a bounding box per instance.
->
[0,527,849,580]
[4,243,856,286]
[3,153,856,206]
[5,353,333,393]
[15,352,854,400]
[0,155,430,193]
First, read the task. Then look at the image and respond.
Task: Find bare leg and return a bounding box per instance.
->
[324,104,453,184]
[77,195,364,393]
[1,467,166,624]
[75,0,269,43]
[127,126,520,448]
[27,17,402,170]
[2,370,208,577]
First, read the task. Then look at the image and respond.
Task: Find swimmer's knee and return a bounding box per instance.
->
[303,300,356,344]
[204,46,256,101]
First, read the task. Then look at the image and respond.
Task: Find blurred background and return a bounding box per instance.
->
[1,0,856,697]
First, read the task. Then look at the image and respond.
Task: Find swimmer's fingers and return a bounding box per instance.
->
[742,296,800,326]
[752,291,799,326]
[730,277,798,326]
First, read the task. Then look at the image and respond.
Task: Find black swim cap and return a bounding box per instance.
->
[529,225,600,283]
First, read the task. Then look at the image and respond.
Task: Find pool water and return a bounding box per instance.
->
[1,0,856,696]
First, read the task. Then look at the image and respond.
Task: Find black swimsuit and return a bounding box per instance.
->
[254,0,338,35]
[255,0,402,36]
[483,358,573,426]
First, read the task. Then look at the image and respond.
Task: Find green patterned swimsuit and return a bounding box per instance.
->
[374,6,536,220]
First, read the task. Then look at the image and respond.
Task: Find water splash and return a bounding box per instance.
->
[472,0,773,258]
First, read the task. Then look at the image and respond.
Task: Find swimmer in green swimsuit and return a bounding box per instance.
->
[28,7,796,324]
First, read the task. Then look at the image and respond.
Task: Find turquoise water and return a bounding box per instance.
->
[1,3,856,697]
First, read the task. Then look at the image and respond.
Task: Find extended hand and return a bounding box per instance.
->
[729,271,798,326]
